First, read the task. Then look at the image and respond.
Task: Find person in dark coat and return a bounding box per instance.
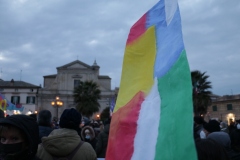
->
[37,110,53,144]
[95,118,111,158]
[0,109,4,118]
[208,131,240,159]
[81,125,97,149]
[37,108,96,160]
[203,119,221,137]
[204,119,240,159]
[0,115,40,160]
[29,114,37,122]
[193,116,205,139]
[195,138,230,160]
[230,120,240,152]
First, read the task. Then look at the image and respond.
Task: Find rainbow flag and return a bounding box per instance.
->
[0,93,8,110]
[106,0,197,160]
[0,93,24,111]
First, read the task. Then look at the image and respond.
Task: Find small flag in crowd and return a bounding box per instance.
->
[0,93,7,110]
[0,93,24,112]
[109,97,116,116]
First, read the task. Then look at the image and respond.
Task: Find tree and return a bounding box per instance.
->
[73,80,101,118]
[100,107,110,122]
[191,70,212,115]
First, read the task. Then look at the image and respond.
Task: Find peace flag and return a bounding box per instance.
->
[106,0,197,159]
[0,93,24,112]
[0,93,8,110]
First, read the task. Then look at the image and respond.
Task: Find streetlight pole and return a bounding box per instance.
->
[51,96,63,121]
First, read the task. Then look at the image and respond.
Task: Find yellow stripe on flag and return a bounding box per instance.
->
[114,26,157,112]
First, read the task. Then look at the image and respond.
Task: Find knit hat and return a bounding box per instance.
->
[38,110,52,126]
[203,120,220,133]
[194,116,204,125]
[59,108,81,130]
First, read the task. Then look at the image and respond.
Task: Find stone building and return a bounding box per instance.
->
[206,94,240,124]
[37,60,116,120]
[0,79,41,115]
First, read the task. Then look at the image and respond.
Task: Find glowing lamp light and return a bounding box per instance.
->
[51,96,63,121]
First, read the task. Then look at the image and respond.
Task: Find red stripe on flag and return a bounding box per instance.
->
[126,14,147,45]
[106,91,145,160]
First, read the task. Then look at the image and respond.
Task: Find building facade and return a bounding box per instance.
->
[206,94,240,124]
[37,60,116,120]
[0,79,41,115]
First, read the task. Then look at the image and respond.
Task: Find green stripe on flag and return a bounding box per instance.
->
[155,50,197,160]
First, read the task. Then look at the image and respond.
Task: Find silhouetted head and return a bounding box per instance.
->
[59,108,82,131]
[38,110,52,127]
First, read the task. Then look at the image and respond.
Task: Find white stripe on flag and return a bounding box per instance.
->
[131,78,161,160]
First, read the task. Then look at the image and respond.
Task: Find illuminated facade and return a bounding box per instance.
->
[0,79,41,115]
[206,94,240,124]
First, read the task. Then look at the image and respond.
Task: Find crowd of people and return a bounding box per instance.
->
[3,108,240,160]
[0,108,110,160]
[194,116,240,160]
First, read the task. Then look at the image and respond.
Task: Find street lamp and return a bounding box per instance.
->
[96,114,100,120]
[51,96,63,121]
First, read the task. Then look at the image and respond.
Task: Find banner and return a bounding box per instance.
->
[106,0,197,159]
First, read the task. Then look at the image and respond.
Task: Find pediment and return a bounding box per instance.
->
[57,60,92,69]
[67,63,87,69]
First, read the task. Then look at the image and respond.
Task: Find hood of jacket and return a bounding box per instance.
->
[0,115,39,160]
[81,126,95,141]
[207,131,231,151]
[41,128,80,157]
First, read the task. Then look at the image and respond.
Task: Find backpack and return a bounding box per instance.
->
[52,141,84,160]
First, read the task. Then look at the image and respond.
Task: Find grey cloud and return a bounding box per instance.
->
[0,0,239,96]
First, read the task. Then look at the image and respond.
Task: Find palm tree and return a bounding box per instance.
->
[191,70,212,115]
[73,80,101,118]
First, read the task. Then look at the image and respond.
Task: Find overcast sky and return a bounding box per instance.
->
[0,0,239,96]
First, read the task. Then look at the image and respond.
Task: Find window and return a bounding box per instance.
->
[14,88,18,92]
[0,88,4,92]
[227,104,233,110]
[212,105,217,111]
[26,96,35,104]
[74,80,81,88]
[30,89,34,92]
[11,96,20,104]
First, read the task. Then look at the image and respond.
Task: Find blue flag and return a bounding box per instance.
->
[110,97,116,116]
